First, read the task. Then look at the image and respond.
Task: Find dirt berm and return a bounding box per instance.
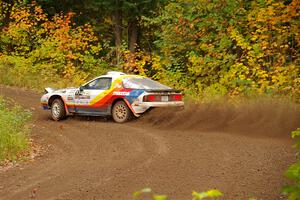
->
[0,85,299,200]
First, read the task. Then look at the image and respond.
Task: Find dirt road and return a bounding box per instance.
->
[0,85,299,200]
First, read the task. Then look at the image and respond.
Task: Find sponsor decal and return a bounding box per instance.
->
[113,91,130,96]
[67,96,74,100]
[75,95,91,99]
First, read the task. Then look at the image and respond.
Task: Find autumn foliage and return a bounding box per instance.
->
[0,2,111,89]
[0,0,299,100]
[140,0,300,100]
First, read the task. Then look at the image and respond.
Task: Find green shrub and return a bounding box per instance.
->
[283,128,300,200]
[0,96,31,162]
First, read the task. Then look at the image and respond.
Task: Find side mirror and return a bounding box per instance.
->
[79,86,84,92]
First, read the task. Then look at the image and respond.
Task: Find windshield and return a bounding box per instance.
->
[122,77,171,90]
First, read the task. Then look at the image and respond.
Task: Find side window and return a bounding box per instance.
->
[83,78,112,90]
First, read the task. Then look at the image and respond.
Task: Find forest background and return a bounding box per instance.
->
[0,0,299,101]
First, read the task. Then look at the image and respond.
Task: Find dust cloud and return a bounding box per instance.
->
[139,99,300,138]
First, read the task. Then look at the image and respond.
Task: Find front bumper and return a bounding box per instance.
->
[41,102,50,110]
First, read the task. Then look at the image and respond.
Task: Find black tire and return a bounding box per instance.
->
[112,101,132,123]
[51,99,66,121]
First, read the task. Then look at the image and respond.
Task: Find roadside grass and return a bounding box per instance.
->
[0,59,298,104]
[0,63,80,92]
[0,57,114,92]
[0,96,32,162]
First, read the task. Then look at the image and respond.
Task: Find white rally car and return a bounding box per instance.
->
[41,71,184,123]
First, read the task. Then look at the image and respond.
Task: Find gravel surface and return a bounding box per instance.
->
[0,85,299,200]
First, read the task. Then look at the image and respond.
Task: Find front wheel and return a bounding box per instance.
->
[51,99,66,121]
[112,101,132,123]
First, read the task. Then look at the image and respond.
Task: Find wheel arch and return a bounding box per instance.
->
[48,95,63,107]
[111,98,136,116]
[111,98,126,113]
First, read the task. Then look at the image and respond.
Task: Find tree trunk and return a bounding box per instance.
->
[112,0,122,68]
[128,18,138,53]
[127,17,138,72]
[0,0,14,32]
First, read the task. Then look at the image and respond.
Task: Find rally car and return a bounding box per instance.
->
[40,71,184,123]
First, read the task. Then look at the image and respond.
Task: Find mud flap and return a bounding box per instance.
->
[123,99,140,117]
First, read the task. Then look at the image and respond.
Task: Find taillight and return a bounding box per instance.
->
[143,95,160,102]
[143,94,182,102]
[170,94,182,101]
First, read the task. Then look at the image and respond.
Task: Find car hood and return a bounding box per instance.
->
[45,87,78,95]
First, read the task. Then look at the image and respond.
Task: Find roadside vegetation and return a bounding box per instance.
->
[283,128,300,200]
[0,96,31,162]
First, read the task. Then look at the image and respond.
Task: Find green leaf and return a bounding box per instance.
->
[284,162,300,181]
[292,128,300,139]
[153,194,167,200]
[248,197,257,200]
[133,188,152,198]
[192,189,222,200]
[282,185,300,200]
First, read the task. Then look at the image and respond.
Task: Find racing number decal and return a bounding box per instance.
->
[75,91,91,105]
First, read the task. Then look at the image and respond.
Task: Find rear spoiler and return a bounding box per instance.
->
[144,89,182,93]
[44,87,56,94]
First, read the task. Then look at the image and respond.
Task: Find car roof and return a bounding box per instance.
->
[85,71,142,85]
[100,71,127,79]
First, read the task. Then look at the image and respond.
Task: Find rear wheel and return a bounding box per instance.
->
[112,101,132,123]
[51,99,66,121]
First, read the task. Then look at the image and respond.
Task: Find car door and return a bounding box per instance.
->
[75,77,112,115]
